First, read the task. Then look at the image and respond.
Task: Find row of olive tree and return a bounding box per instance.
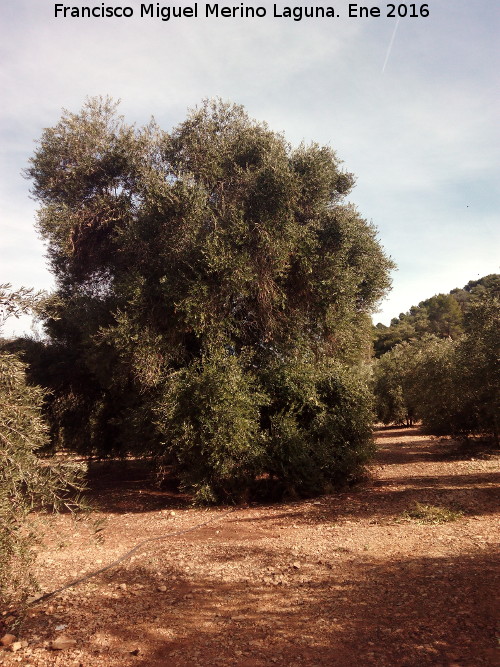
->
[373,294,499,444]
[24,97,394,502]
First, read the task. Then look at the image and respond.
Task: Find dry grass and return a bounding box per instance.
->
[399,502,464,525]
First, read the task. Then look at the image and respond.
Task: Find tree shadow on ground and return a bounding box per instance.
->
[228,469,499,525]
[22,546,498,667]
[374,442,451,465]
[81,427,498,520]
[84,459,191,513]
[375,441,497,466]
[20,426,499,665]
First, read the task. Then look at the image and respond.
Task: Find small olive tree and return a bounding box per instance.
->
[0,285,84,606]
[453,296,500,443]
[373,338,433,426]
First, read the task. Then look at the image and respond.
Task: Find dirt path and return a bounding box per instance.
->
[2,428,499,666]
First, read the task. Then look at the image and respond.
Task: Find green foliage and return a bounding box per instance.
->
[263,358,374,496]
[406,337,458,434]
[373,274,499,357]
[0,286,85,606]
[26,97,394,501]
[0,352,44,605]
[0,283,46,324]
[374,290,500,444]
[400,503,464,525]
[453,296,500,443]
[373,337,440,426]
[414,297,500,441]
[156,348,267,504]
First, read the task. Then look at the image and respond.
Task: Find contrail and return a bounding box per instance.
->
[382,17,401,73]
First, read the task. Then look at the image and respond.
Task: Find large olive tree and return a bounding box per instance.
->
[27,98,393,501]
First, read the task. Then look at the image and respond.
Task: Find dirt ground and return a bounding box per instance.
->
[1,427,499,666]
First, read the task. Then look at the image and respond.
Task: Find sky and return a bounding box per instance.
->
[1,0,499,336]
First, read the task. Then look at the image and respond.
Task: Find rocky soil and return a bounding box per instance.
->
[1,427,498,666]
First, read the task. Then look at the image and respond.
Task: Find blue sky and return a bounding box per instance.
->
[1,0,499,336]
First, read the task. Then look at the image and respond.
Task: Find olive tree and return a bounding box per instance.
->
[0,285,84,605]
[27,98,394,501]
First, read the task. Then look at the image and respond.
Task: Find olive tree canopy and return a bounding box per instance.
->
[27,98,394,501]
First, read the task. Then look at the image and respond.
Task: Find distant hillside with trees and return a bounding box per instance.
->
[373,275,499,445]
[373,274,500,357]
